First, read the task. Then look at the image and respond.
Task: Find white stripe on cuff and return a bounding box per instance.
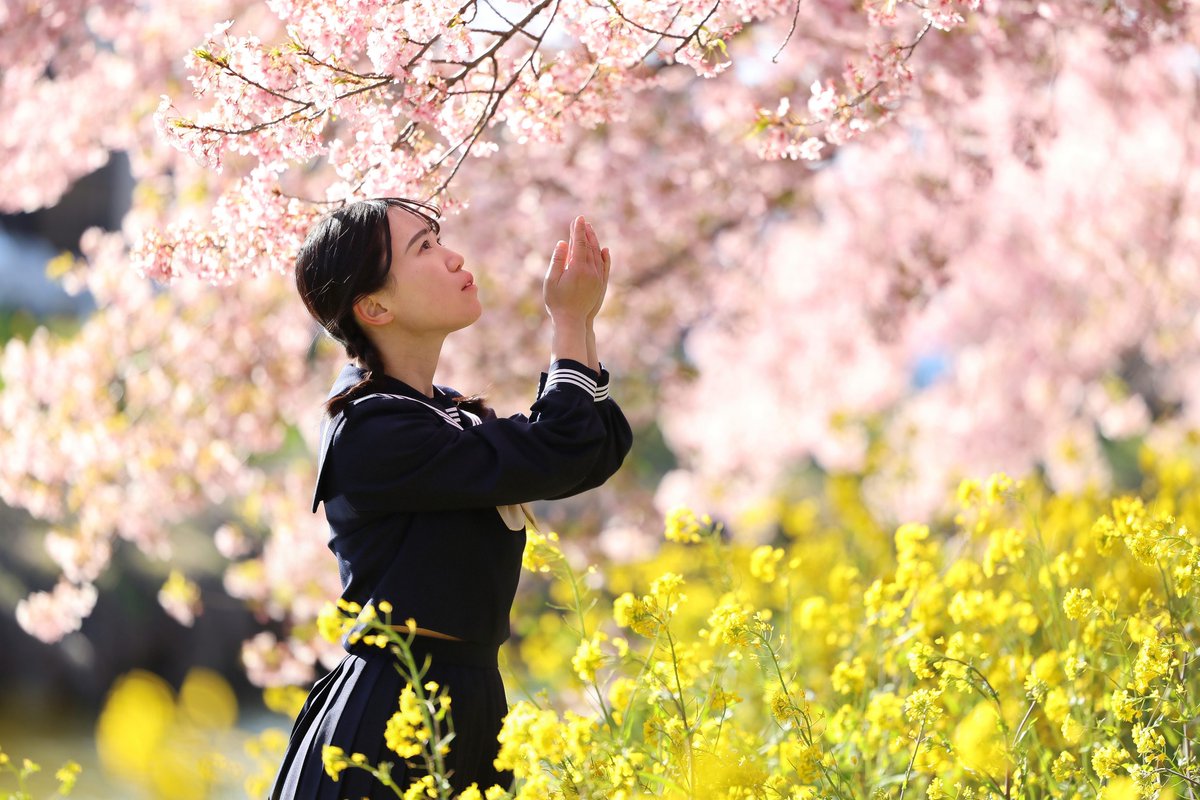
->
[544,366,598,397]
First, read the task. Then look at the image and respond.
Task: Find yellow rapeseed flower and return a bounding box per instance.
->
[904,688,944,725]
[1109,688,1141,722]
[402,774,437,800]
[613,592,659,637]
[1131,722,1166,758]
[767,681,808,726]
[1132,631,1177,692]
[522,528,563,573]
[608,676,636,711]
[985,473,1014,505]
[1062,588,1094,621]
[1060,715,1084,744]
[664,506,712,543]
[316,601,353,643]
[54,761,81,795]
[952,702,1008,775]
[1050,751,1080,781]
[749,545,785,582]
[385,685,434,759]
[705,593,770,649]
[571,632,607,683]
[649,572,686,610]
[831,656,867,695]
[263,685,308,719]
[1091,741,1131,780]
[321,745,347,781]
[1098,776,1139,800]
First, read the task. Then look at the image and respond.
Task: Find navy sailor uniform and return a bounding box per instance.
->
[268,358,632,799]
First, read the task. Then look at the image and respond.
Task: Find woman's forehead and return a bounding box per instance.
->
[387,208,436,258]
[387,205,434,234]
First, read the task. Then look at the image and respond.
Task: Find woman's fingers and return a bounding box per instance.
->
[569,217,593,259]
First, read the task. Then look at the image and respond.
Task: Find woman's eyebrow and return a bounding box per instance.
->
[404,226,433,253]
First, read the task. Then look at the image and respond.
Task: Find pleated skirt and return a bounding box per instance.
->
[268,636,515,799]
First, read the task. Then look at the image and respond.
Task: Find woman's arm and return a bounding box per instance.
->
[330,359,608,514]
[549,219,623,497]
[544,366,633,499]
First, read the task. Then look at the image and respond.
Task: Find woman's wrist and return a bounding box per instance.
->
[585,320,599,374]
[550,315,589,367]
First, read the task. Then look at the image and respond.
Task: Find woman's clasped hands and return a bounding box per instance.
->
[543,215,611,324]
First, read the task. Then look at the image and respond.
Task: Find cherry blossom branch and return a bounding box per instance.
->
[671,1,724,57]
[174,77,392,138]
[603,0,689,40]
[428,1,564,197]
[190,47,304,104]
[447,0,555,83]
[771,0,805,63]
[749,19,936,160]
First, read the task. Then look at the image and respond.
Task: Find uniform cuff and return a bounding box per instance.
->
[538,359,608,402]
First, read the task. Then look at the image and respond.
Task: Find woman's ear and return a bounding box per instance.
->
[352,293,394,328]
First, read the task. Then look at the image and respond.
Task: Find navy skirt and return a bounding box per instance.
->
[268,636,515,799]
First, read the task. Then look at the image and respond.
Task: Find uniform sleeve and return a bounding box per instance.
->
[329,359,608,514]
[539,365,633,500]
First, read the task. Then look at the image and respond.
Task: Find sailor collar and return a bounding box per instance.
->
[328,362,460,407]
[310,363,480,513]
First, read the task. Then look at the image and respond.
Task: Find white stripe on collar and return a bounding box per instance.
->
[351,392,463,430]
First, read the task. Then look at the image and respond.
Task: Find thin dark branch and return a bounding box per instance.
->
[204,54,306,106]
[480,0,518,27]
[477,0,540,41]
[604,0,689,41]
[448,0,555,83]
[427,53,502,172]
[185,77,391,137]
[631,5,687,65]
[292,44,389,81]
[771,0,804,63]
[842,21,933,113]
[427,0,562,198]
[672,1,722,56]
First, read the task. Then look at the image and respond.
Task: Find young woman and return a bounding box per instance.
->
[269,197,632,799]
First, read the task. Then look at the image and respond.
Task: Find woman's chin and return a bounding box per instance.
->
[454,305,483,331]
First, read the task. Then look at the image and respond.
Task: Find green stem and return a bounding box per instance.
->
[897,715,927,800]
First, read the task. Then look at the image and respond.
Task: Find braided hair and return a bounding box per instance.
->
[295,197,487,418]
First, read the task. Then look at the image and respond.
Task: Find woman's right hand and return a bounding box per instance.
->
[544,215,605,324]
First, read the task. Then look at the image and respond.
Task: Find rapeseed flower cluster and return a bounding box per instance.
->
[0,747,80,798]
[251,437,1200,799]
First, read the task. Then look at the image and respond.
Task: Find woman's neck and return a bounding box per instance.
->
[372,332,445,398]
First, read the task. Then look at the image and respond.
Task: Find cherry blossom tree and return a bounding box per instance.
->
[2,0,1197,683]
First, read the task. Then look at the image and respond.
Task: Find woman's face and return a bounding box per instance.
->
[374,206,481,335]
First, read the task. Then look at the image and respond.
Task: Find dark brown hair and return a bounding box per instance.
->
[296,196,483,417]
